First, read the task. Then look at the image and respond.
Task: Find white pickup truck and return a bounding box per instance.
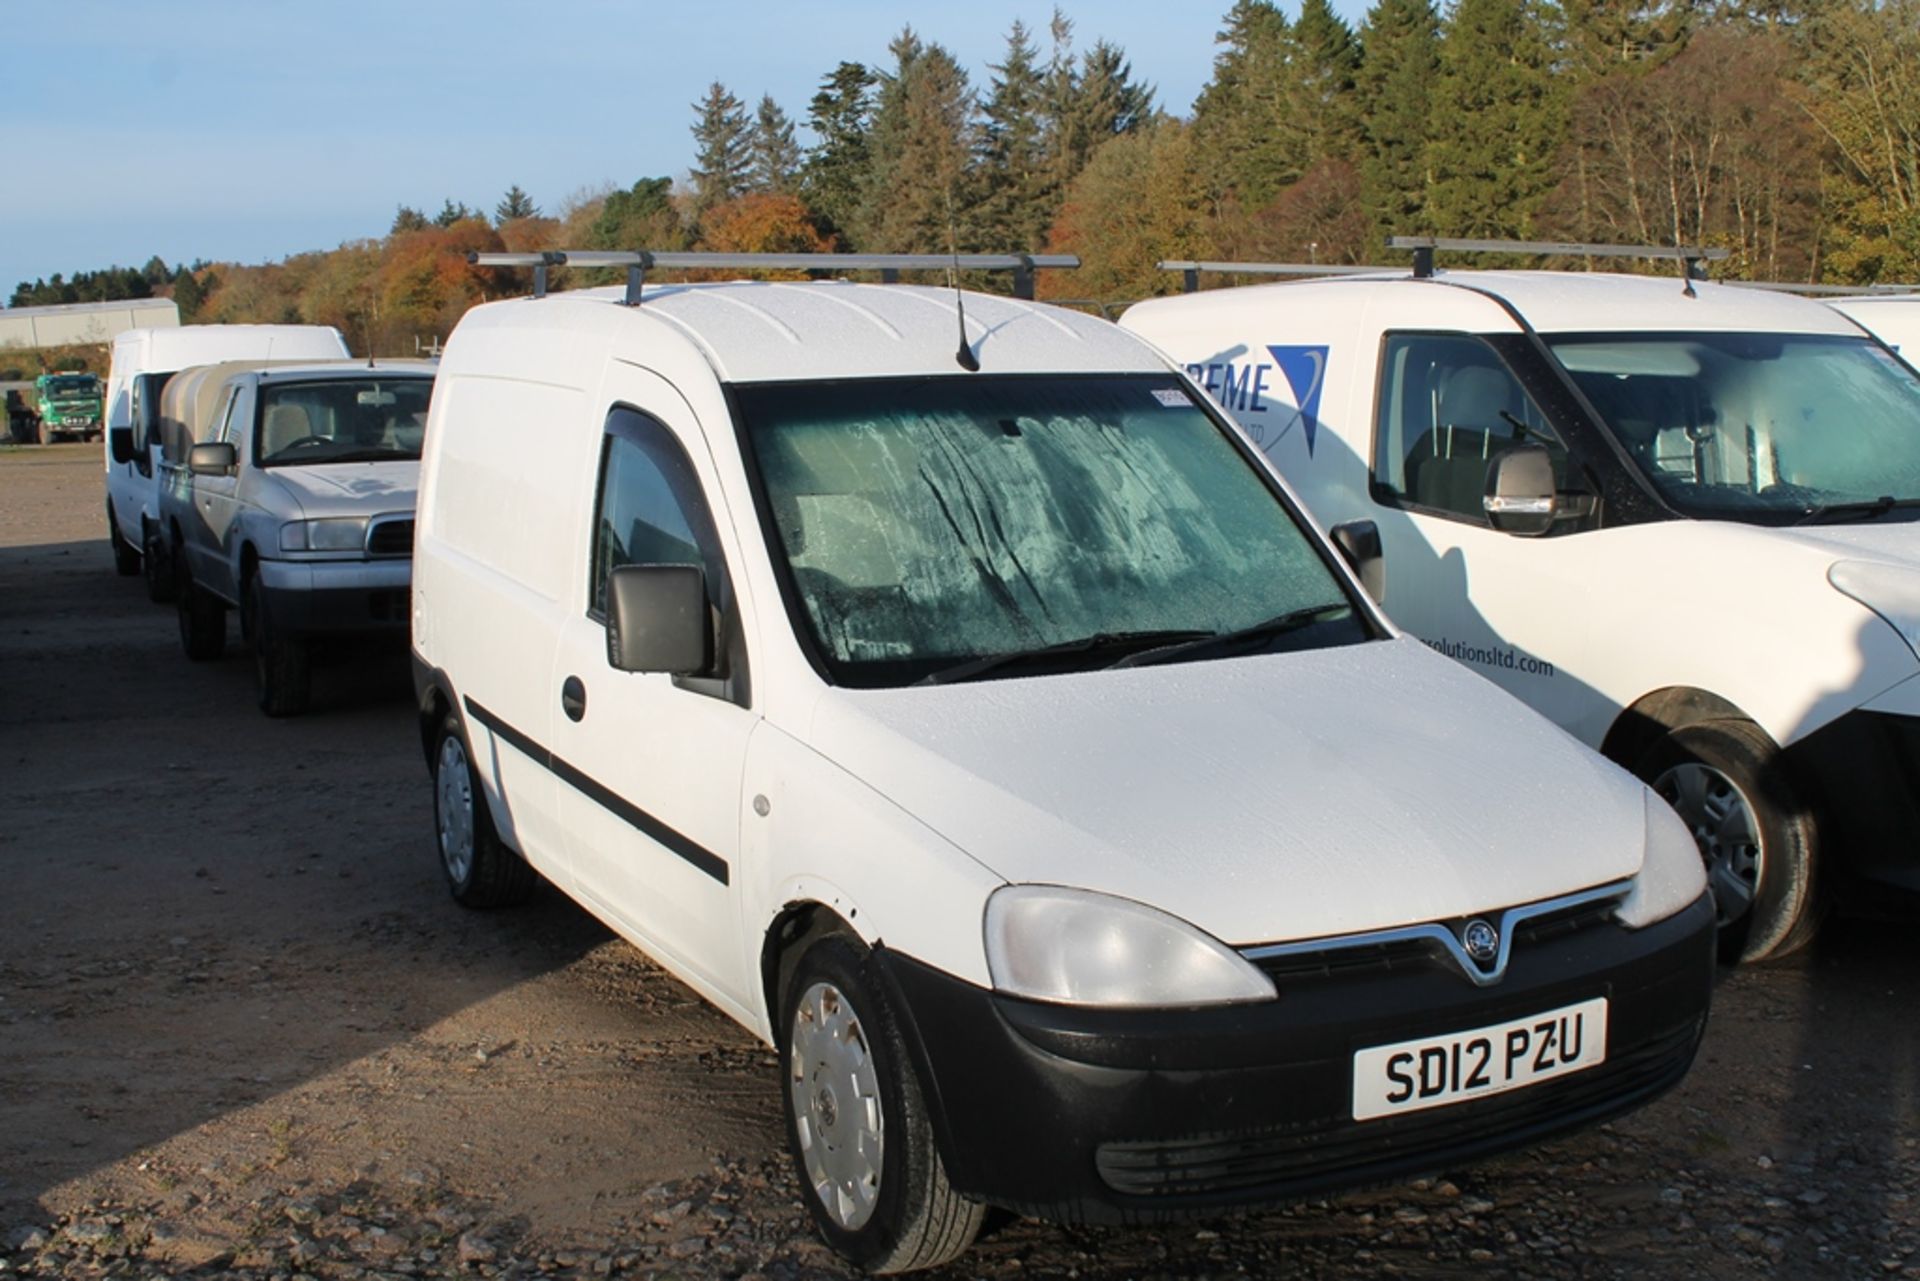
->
[1123,247,1920,962]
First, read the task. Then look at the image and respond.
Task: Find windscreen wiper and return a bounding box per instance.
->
[914,629,1212,686]
[1111,603,1356,670]
[1796,496,1920,525]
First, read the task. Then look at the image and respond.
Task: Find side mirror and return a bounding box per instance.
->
[1328,519,1384,603]
[109,427,136,465]
[606,564,713,675]
[189,441,238,476]
[1483,444,1557,537]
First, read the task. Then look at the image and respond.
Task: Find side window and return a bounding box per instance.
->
[588,408,731,620]
[1373,333,1570,523]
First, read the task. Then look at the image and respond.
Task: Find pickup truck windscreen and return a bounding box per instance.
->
[736,374,1369,688]
[1545,332,1920,524]
[256,378,434,467]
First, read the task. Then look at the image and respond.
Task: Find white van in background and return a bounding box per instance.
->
[412,251,1713,1271]
[104,324,349,598]
[1122,242,1920,963]
[1826,293,1920,359]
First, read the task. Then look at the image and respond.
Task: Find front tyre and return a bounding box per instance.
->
[1636,718,1821,964]
[247,574,310,717]
[432,710,536,908]
[782,935,983,1274]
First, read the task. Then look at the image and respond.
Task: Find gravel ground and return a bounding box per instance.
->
[2,443,1916,1280]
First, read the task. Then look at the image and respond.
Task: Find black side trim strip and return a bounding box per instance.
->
[462,696,731,886]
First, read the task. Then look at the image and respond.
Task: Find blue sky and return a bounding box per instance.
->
[1,1,1370,297]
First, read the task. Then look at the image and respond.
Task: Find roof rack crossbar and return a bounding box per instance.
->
[1722,281,1919,296]
[468,251,1080,301]
[1157,261,1393,293]
[1386,236,1731,284]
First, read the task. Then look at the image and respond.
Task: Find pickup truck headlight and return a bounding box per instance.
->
[280,518,368,553]
[1831,560,1920,662]
[1615,791,1711,928]
[984,885,1277,1007]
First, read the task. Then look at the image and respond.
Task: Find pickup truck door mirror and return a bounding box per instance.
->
[189,441,238,476]
[605,564,714,676]
[1483,444,1558,537]
[109,427,136,465]
[1328,519,1385,603]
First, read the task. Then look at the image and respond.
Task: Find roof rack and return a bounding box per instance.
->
[467,250,1080,304]
[1158,261,1392,293]
[1720,281,1918,297]
[1387,236,1731,288]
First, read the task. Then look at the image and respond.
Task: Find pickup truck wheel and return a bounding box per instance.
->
[782,934,983,1274]
[1636,718,1821,964]
[247,575,310,717]
[433,711,536,908]
[143,528,176,603]
[108,508,140,576]
[175,561,227,661]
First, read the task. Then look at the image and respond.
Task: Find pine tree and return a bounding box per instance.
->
[1425,0,1565,241]
[1562,0,1696,75]
[748,95,804,194]
[1287,0,1363,164]
[857,28,980,253]
[1038,12,1155,211]
[689,82,752,217]
[1190,2,1304,207]
[391,205,429,234]
[433,199,479,228]
[980,20,1050,250]
[1356,0,1441,240]
[171,266,206,321]
[802,62,878,243]
[495,185,539,223]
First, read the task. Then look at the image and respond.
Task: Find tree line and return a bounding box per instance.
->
[11,0,1919,353]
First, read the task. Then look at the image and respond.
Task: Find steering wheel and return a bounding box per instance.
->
[277,435,332,450]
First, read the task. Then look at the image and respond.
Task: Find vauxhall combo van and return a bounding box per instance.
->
[412,262,1713,1271]
[1123,257,1920,964]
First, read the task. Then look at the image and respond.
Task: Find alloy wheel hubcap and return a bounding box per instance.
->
[435,736,475,885]
[788,981,884,1230]
[1654,761,1761,926]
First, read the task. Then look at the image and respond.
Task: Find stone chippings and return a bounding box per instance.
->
[3,1132,1916,1281]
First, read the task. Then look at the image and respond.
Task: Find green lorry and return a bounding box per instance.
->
[34,371,104,441]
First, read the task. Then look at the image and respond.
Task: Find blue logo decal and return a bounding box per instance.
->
[1266,345,1330,457]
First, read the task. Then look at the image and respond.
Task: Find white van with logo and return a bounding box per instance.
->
[1122,252,1920,963]
[105,324,349,597]
[412,254,1713,1271]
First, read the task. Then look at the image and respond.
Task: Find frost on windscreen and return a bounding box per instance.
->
[747,379,1342,666]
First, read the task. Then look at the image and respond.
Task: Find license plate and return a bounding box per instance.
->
[1352,996,1608,1121]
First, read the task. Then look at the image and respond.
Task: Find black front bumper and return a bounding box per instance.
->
[877,891,1715,1225]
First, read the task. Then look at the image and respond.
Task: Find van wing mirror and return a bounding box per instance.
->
[1483,444,1557,536]
[109,427,136,465]
[189,441,238,476]
[606,564,713,676]
[1328,519,1384,603]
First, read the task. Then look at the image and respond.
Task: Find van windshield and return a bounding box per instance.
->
[735,375,1368,688]
[256,377,434,467]
[1547,332,1920,523]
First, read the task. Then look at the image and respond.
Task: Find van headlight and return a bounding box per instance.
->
[280,518,368,553]
[1615,791,1710,928]
[984,885,1276,1007]
[1831,560,1920,662]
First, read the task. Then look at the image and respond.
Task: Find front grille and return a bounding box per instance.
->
[1254,937,1442,982]
[1095,1019,1700,1198]
[366,517,415,557]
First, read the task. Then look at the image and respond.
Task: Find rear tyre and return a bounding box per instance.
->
[143,526,176,603]
[781,934,983,1274]
[247,574,311,717]
[1635,718,1821,964]
[432,710,536,908]
[175,559,227,661]
[108,507,140,576]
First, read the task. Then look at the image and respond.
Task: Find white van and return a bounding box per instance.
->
[105,324,349,598]
[1827,293,1920,359]
[1121,249,1920,964]
[413,255,1713,1271]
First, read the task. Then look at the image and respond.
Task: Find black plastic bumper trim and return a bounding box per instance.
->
[461,695,729,885]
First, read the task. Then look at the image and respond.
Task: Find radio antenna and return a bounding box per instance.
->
[945,192,979,372]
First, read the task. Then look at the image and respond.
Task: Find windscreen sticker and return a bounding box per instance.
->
[1151,388,1189,407]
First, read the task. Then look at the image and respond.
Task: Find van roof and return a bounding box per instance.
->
[452,281,1159,383]
[1133,269,1870,338]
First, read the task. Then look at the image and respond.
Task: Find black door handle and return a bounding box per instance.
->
[561,675,587,722]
